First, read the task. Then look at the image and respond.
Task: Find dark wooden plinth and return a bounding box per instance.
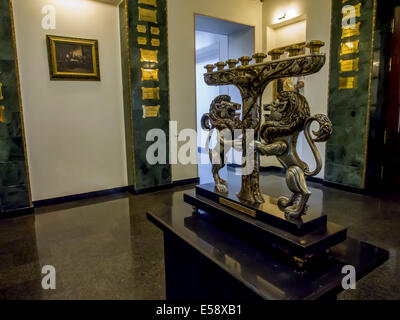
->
[146,195,389,300]
[185,182,348,265]
[184,191,347,264]
[195,183,326,236]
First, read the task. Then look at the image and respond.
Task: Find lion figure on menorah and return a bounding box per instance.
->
[255,91,333,218]
[201,95,242,193]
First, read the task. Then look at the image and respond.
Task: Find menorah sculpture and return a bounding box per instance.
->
[184,41,346,268]
[202,40,330,218]
[177,40,390,276]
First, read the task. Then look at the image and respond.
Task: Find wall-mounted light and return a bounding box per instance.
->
[278,13,286,21]
[274,7,299,24]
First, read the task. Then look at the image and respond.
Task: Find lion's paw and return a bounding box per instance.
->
[278,196,290,208]
[284,203,306,219]
[216,184,229,193]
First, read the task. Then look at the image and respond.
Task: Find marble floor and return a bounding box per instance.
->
[0,169,399,300]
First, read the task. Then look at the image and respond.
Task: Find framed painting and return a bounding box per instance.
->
[46,35,100,81]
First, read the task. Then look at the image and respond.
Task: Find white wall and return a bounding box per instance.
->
[262,0,331,178]
[228,28,255,105]
[267,20,307,49]
[168,0,263,181]
[12,0,127,201]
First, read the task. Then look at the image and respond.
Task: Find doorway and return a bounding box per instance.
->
[383,6,400,186]
[194,14,255,183]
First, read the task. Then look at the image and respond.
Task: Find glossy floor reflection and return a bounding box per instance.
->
[0,171,399,300]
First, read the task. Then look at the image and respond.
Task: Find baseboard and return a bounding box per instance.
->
[258,167,368,193]
[323,181,366,194]
[128,184,172,195]
[33,186,128,208]
[173,177,200,186]
[0,206,35,221]
[129,177,200,195]
[1,176,364,220]
[4,178,200,217]
[307,176,324,184]
[259,166,325,185]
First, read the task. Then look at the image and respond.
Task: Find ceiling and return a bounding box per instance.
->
[195,15,253,35]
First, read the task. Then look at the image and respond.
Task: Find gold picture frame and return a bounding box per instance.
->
[46,35,100,81]
[273,42,306,100]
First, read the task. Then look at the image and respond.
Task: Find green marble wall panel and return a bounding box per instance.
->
[120,0,171,191]
[0,0,31,212]
[119,2,135,187]
[325,0,376,188]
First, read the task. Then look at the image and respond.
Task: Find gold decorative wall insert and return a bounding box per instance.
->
[138,0,157,7]
[142,87,160,100]
[339,76,358,90]
[142,105,160,118]
[137,36,147,45]
[140,49,158,63]
[219,197,256,218]
[151,38,160,47]
[138,7,158,24]
[150,27,160,35]
[141,68,159,81]
[0,80,5,122]
[340,58,359,73]
[342,22,361,39]
[340,40,359,55]
[0,105,5,123]
[137,25,147,33]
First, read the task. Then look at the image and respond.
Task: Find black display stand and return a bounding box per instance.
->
[184,182,349,267]
[147,185,389,300]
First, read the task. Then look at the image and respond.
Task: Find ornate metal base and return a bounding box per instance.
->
[183,182,348,268]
